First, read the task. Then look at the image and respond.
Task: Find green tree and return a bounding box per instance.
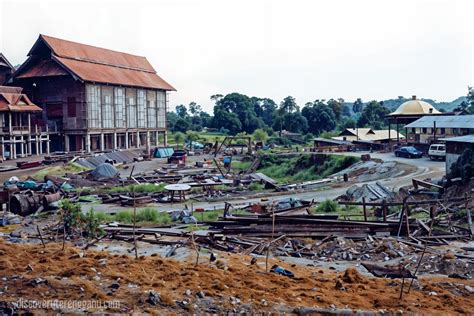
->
[252,128,269,143]
[213,93,263,133]
[279,96,299,114]
[185,130,200,143]
[189,102,202,116]
[174,118,190,132]
[176,104,188,118]
[212,107,242,134]
[301,101,336,135]
[357,101,389,129]
[353,98,363,113]
[327,98,344,120]
[173,132,185,147]
[454,87,474,114]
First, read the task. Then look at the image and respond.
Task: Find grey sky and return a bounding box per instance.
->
[1,0,473,113]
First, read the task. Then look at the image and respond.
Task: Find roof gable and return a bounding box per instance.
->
[0,53,14,70]
[39,34,155,73]
[18,34,176,91]
[0,86,42,112]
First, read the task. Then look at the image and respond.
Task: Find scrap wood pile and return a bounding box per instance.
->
[99,192,164,206]
[206,214,410,238]
[95,223,473,279]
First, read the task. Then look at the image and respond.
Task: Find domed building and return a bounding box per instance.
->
[387,95,441,143]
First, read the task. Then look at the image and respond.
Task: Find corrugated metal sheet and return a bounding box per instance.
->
[56,56,175,90]
[0,86,22,93]
[442,135,474,143]
[16,59,69,78]
[0,89,42,112]
[405,115,474,129]
[32,35,176,91]
[41,35,154,72]
[75,150,140,168]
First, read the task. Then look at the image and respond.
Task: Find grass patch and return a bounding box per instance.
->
[311,202,377,221]
[256,154,359,183]
[32,163,90,179]
[248,182,265,191]
[106,183,166,194]
[101,208,171,225]
[231,160,252,171]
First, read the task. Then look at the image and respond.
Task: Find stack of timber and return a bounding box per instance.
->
[207,214,413,239]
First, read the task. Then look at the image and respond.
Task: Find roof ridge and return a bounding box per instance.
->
[52,54,156,73]
[40,34,147,59]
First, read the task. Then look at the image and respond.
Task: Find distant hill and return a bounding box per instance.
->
[344,96,467,114]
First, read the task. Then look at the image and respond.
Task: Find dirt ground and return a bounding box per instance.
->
[1,240,473,314]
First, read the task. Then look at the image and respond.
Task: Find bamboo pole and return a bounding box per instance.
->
[132,185,138,259]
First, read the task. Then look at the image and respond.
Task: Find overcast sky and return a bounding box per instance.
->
[1,0,473,112]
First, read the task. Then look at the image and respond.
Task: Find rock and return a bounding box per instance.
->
[465,285,474,293]
[98,259,107,266]
[428,291,437,296]
[230,296,241,305]
[196,291,205,299]
[109,283,120,291]
[146,291,160,306]
[185,289,192,296]
[27,278,47,286]
[176,300,189,309]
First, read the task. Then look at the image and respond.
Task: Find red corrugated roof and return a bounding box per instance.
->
[16,59,69,78]
[37,35,176,91]
[0,87,42,112]
[55,56,176,90]
[0,86,22,94]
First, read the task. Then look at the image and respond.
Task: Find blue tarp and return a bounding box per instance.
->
[153,147,174,158]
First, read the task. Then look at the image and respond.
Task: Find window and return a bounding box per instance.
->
[114,88,126,128]
[102,86,114,129]
[137,89,146,128]
[126,88,137,128]
[157,91,166,128]
[440,128,445,134]
[422,128,427,134]
[147,90,157,128]
[86,84,101,128]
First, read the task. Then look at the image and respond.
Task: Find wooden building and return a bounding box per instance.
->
[404,115,474,148]
[0,53,14,85]
[442,135,474,174]
[333,128,403,143]
[0,86,49,159]
[9,35,175,153]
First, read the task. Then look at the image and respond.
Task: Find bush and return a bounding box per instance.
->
[248,182,264,191]
[107,183,166,194]
[450,148,474,183]
[113,208,171,224]
[316,199,339,213]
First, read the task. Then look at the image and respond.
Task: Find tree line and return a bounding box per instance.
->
[167,87,474,136]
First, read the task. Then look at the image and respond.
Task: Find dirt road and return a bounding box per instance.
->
[82,151,445,213]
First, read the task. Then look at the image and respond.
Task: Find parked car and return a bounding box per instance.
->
[394,146,423,158]
[428,144,446,160]
[167,150,187,163]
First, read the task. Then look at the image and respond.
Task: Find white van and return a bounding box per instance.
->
[428,144,446,160]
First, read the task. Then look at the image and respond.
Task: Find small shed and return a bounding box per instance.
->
[442,135,474,174]
[313,138,352,152]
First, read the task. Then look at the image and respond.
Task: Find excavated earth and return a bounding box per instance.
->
[0,240,473,314]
